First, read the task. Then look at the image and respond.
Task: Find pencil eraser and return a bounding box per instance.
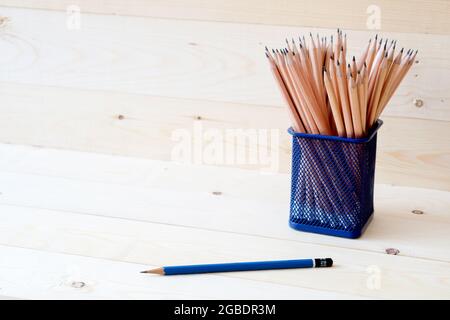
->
[315,258,333,267]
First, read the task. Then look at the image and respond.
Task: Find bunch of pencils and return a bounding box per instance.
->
[266,29,417,138]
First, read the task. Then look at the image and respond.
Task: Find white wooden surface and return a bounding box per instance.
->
[1,0,449,34]
[0,7,449,191]
[0,3,449,300]
[0,144,449,299]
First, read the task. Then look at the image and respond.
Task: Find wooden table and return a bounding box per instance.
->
[0,143,448,299]
[0,2,449,299]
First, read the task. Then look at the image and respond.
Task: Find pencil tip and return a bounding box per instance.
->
[140,270,149,273]
[352,56,356,61]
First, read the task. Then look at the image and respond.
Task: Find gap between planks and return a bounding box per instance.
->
[0,244,364,299]
[0,143,449,263]
[1,203,449,299]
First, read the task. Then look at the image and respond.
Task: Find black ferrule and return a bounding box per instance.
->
[314,258,333,268]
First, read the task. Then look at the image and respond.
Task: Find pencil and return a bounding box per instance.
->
[141,258,333,275]
[348,69,363,138]
[265,30,416,135]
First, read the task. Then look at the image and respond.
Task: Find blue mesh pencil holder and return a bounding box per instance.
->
[288,120,383,239]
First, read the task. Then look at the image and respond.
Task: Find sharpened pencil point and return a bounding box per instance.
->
[141,267,165,275]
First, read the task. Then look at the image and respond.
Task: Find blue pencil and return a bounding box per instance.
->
[140,258,333,275]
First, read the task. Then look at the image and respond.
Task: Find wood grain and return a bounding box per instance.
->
[0,144,449,262]
[0,0,449,35]
[0,203,449,299]
[0,4,448,301]
[0,84,448,191]
[1,245,360,299]
[0,7,448,110]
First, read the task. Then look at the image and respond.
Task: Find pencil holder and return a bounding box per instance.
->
[288,120,383,238]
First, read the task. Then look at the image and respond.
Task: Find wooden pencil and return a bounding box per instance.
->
[348,70,363,138]
[265,30,416,136]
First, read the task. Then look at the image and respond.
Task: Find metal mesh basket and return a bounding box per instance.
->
[288,120,383,238]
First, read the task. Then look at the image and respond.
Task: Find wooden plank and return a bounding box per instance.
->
[0,144,449,262]
[0,204,448,299]
[0,0,449,35]
[0,85,448,191]
[1,245,358,299]
[0,7,448,112]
